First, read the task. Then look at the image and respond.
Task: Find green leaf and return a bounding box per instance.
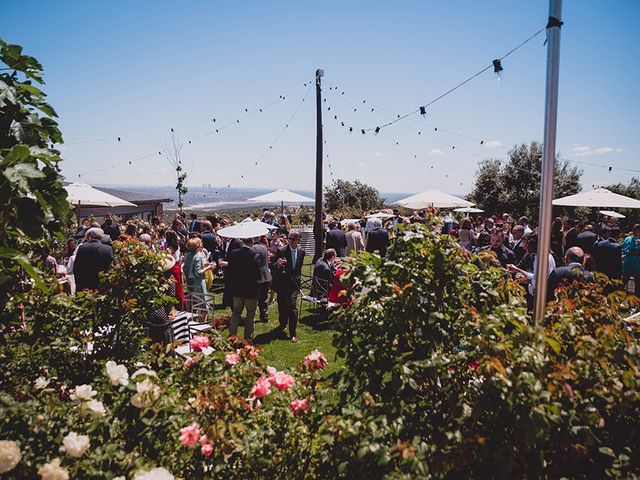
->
[0,248,46,291]
[544,335,562,355]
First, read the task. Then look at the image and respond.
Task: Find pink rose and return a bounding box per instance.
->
[183,357,199,368]
[199,434,211,446]
[179,423,201,448]
[290,399,311,416]
[266,366,277,377]
[303,350,328,370]
[189,335,210,352]
[242,345,260,361]
[251,376,272,398]
[273,371,295,390]
[225,353,241,366]
[201,443,213,456]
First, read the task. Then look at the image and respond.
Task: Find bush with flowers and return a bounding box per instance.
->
[314,223,640,479]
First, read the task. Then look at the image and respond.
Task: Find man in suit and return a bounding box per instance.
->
[200,221,219,257]
[226,237,260,341]
[481,230,516,268]
[271,231,305,342]
[547,246,594,298]
[345,222,365,256]
[326,222,348,257]
[188,213,201,233]
[366,219,390,256]
[592,227,622,281]
[252,238,272,323]
[312,249,336,299]
[73,228,113,291]
[576,224,598,255]
[510,225,527,263]
[101,213,120,242]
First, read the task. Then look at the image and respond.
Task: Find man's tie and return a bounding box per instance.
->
[291,248,297,270]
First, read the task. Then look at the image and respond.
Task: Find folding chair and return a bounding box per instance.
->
[170,311,193,356]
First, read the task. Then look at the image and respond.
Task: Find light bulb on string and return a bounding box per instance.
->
[492,59,504,81]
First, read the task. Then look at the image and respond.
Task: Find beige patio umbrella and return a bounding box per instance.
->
[247,188,314,213]
[395,189,474,209]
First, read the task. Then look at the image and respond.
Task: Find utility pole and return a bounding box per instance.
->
[313,68,324,263]
[534,0,563,325]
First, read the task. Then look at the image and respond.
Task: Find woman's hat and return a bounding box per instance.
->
[159,253,176,272]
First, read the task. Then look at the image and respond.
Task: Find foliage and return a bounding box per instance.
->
[319,222,640,479]
[605,177,640,226]
[469,141,582,221]
[324,179,385,217]
[0,38,71,309]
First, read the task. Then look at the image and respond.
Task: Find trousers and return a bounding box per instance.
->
[276,288,299,338]
[229,297,257,340]
[257,282,270,322]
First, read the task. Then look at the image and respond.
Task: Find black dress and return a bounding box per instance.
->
[146,282,176,345]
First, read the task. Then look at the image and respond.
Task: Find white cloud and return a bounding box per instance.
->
[572,145,623,157]
[357,162,367,168]
[373,151,382,157]
[429,148,444,156]
[483,140,503,149]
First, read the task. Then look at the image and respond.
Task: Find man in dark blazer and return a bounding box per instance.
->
[73,228,113,291]
[188,213,201,233]
[576,224,598,255]
[481,230,516,268]
[312,248,336,299]
[365,219,390,256]
[200,221,219,257]
[252,239,272,323]
[271,231,305,342]
[226,237,260,341]
[592,228,622,280]
[547,246,594,299]
[101,213,120,242]
[326,222,348,257]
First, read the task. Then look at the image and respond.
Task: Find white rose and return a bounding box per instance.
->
[113,477,126,480]
[62,431,90,458]
[130,379,160,408]
[0,440,22,474]
[69,384,96,401]
[133,467,174,480]
[82,399,106,417]
[38,458,69,480]
[34,377,50,390]
[131,368,156,379]
[105,361,129,386]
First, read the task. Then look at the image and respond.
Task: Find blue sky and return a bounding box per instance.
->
[3,0,639,194]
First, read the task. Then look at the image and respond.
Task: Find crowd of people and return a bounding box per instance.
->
[42,207,640,348]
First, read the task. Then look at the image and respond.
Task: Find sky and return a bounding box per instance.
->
[3,0,639,195]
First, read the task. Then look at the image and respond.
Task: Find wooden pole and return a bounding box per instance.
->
[313,68,324,262]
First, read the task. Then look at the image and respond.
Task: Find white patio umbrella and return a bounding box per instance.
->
[454,207,484,213]
[241,217,278,230]
[395,189,474,209]
[247,188,314,213]
[599,210,625,219]
[64,182,136,207]
[217,222,269,239]
[552,188,640,209]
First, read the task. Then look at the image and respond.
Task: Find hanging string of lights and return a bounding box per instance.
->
[334,26,546,135]
[74,79,313,180]
[65,80,312,147]
[211,83,314,194]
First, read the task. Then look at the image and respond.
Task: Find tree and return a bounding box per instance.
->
[605,177,640,225]
[324,179,385,215]
[0,38,71,308]
[469,141,582,222]
[164,130,188,212]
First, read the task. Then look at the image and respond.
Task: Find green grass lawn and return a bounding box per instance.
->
[209,260,345,376]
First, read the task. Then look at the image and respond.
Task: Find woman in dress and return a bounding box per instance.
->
[458,218,475,251]
[183,237,214,322]
[550,217,565,266]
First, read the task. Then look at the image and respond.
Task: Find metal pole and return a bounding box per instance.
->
[534,0,563,325]
[313,68,324,263]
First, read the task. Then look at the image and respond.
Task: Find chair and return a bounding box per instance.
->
[300,276,331,315]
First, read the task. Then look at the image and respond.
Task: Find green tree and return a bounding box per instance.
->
[605,177,640,225]
[469,141,582,221]
[0,38,71,309]
[324,179,385,216]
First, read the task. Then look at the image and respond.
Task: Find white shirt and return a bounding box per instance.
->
[526,253,556,295]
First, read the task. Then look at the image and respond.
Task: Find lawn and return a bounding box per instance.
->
[209,259,345,376]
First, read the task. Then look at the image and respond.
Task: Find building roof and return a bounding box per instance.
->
[90,186,171,204]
